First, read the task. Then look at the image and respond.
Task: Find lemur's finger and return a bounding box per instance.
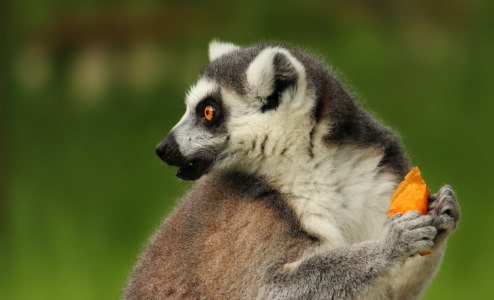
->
[388,213,402,223]
[406,226,437,241]
[428,193,439,203]
[395,211,421,223]
[432,215,457,232]
[427,199,439,212]
[406,215,433,230]
[412,240,435,255]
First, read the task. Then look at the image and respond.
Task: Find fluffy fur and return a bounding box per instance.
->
[123,41,460,300]
[209,40,241,61]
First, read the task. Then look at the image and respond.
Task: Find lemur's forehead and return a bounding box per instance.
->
[185,78,220,107]
[202,44,267,95]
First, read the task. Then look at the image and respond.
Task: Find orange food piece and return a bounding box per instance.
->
[420,249,433,256]
[388,167,432,256]
[387,167,430,218]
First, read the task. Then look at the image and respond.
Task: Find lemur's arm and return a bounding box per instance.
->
[389,186,460,300]
[261,212,436,300]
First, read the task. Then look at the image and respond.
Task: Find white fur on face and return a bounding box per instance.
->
[172,79,225,157]
[208,41,240,61]
[185,78,219,108]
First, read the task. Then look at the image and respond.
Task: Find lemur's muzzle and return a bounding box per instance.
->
[156,133,212,181]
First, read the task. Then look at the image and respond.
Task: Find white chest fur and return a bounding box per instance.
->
[280,145,398,246]
[232,138,399,246]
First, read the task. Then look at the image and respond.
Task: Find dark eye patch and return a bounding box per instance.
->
[195,96,224,127]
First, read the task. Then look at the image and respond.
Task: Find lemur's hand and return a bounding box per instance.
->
[427,185,460,245]
[382,211,437,261]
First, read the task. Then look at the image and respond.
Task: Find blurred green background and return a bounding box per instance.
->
[2,0,493,299]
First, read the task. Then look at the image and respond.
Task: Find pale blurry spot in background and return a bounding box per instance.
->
[126,41,162,95]
[69,45,111,108]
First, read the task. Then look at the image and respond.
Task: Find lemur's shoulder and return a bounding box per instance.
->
[288,46,410,177]
[124,172,315,299]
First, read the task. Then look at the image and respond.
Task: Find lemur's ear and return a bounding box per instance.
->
[209,40,240,61]
[247,48,306,112]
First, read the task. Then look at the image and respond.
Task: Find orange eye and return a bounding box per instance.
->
[204,106,216,121]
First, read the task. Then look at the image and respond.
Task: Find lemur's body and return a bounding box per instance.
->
[123,42,459,299]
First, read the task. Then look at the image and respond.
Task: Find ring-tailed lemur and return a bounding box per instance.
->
[123,41,460,300]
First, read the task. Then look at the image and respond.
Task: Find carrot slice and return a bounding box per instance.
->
[388,167,432,256]
[388,167,430,218]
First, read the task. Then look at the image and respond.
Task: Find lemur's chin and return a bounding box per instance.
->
[175,158,212,181]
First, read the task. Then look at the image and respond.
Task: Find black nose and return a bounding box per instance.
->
[155,133,188,167]
[155,142,167,158]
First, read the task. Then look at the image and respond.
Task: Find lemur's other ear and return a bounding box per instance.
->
[209,40,240,61]
[247,48,307,112]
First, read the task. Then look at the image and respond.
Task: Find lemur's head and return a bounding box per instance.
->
[156,41,333,181]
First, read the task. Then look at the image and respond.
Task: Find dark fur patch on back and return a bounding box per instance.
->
[218,171,304,235]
